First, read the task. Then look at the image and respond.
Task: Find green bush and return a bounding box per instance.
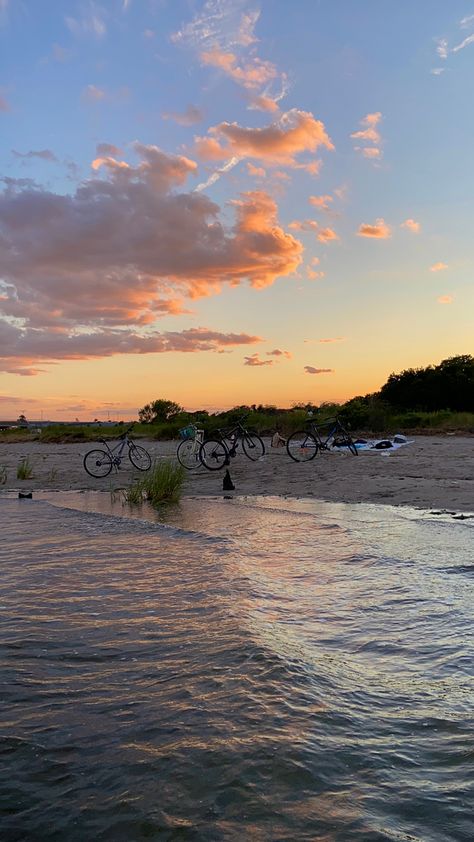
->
[17,457,33,480]
[123,460,185,507]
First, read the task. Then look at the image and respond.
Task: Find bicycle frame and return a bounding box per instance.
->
[307,417,347,450]
[100,435,131,467]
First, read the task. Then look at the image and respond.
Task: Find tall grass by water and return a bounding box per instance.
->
[16,457,33,480]
[123,460,185,507]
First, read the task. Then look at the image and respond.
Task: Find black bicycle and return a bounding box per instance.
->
[199,416,265,471]
[83,426,152,477]
[286,415,358,462]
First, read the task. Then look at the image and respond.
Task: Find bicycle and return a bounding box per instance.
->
[83,426,152,477]
[176,424,205,470]
[286,415,358,462]
[199,416,265,471]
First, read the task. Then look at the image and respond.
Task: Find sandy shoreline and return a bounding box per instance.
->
[1,435,473,512]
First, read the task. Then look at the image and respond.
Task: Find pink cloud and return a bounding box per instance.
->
[0,94,10,112]
[288,219,319,232]
[430,262,448,272]
[96,142,122,156]
[357,218,391,238]
[437,295,453,304]
[304,366,334,374]
[357,147,381,159]
[200,48,278,90]
[246,162,266,178]
[318,337,346,344]
[306,267,325,280]
[12,149,57,162]
[401,218,421,233]
[195,109,334,166]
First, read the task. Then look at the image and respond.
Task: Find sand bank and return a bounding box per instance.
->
[1,435,473,512]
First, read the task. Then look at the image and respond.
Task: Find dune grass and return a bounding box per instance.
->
[123,460,185,507]
[0,466,7,485]
[17,457,33,480]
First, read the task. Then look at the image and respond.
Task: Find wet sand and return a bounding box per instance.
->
[1,435,473,512]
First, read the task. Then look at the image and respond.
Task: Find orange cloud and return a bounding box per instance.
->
[82,84,106,102]
[317,337,346,344]
[288,219,319,232]
[200,49,277,90]
[351,112,383,159]
[195,109,334,166]
[317,227,339,243]
[356,147,381,159]
[309,194,333,211]
[401,218,421,233]
[246,162,266,178]
[249,94,280,113]
[357,218,391,238]
[430,262,448,272]
[306,267,325,280]
[437,295,453,304]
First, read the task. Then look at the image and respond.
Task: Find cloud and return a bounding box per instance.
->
[304,366,334,374]
[357,218,391,238]
[65,6,106,38]
[356,146,381,159]
[309,194,333,211]
[200,48,278,89]
[431,68,445,76]
[266,348,292,359]
[249,94,280,113]
[162,104,203,126]
[96,142,122,157]
[317,337,346,344]
[172,0,259,50]
[194,108,334,166]
[436,38,449,59]
[244,353,273,366]
[12,149,58,162]
[452,33,474,54]
[0,94,10,111]
[306,267,325,280]
[351,112,383,160]
[430,262,448,272]
[288,219,319,233]
[0,145,302,371]
[437,295,453,304]
[82,84,106,103]
[401,218,421,233]
[246,162,266,178]
[0,324,264,375]
[317,227,338,243]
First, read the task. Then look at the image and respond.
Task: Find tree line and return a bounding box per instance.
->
[138,356,474,434]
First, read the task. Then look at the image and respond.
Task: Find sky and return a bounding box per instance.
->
[1,0,473,420]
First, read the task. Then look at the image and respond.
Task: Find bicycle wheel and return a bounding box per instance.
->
[129,444,152,471]
[335,425,358,456]
[286,431,319,462]
[199,439,228,470]
[83,449,113,478]
[177,439,202,470]
[242,433,265,461]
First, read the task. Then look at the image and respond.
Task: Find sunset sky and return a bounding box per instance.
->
[1,0,473,420]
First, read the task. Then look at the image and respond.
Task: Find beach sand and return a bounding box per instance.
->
[1,435,473,511]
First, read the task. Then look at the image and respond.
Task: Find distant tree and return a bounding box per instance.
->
[138,399,183,424]
[379,355,474,411]
[17,414,28,426]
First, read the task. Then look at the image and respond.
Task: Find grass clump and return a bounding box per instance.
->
[123,460,185,507]
[0,466,7,485]
[17,457,33,480]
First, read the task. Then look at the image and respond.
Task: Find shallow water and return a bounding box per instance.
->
[1,494,473,841]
